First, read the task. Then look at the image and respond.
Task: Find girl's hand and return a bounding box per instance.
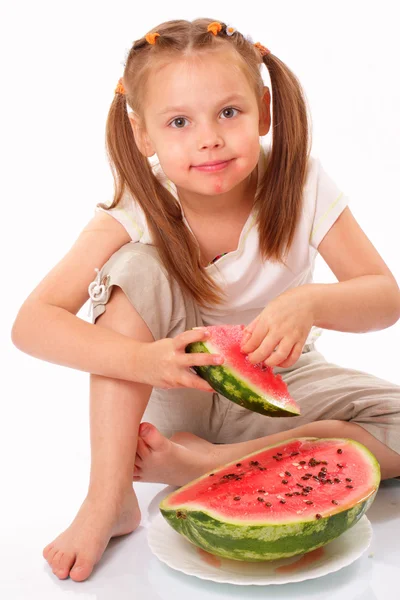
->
[139,328,224,392]
[240,287,315,368]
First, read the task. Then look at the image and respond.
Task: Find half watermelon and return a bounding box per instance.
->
[186,324,300,417]
[160,437,380,561]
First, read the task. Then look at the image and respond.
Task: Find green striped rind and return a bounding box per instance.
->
[159,438,381,561]
[160,493,375,561]
[186,341,299,417]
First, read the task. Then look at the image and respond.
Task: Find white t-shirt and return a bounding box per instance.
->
[96,139,348,345]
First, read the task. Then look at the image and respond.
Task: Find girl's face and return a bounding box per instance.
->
[131,49,270,198]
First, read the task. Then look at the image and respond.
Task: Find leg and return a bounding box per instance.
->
[134,347,400,484]
[133,418,400,486]
[43,287,153,581]
[43,242,213,581]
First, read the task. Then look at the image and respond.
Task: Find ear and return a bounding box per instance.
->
[128,113,156,157]
[258,86,271,136]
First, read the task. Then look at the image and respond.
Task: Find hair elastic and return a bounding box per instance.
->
[115,23,271,94]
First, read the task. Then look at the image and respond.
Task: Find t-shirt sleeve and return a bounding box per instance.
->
[95,191,145,243]
[309,158,349,250]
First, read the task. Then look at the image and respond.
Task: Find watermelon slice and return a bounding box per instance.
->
[186,324,300,417]
[160,437,380,561]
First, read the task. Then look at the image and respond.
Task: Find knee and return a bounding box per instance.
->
[95,285,154,341]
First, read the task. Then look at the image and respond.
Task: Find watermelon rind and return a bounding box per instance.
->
[159,437,380,562]
[186,341,299,417]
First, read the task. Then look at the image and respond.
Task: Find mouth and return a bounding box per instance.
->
[192,159,233,172]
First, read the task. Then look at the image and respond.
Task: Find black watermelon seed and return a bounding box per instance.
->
[346,485,353,489]
[337,449,343,454]
[266,502,272,507]
[259,467,267,471]
[234,496,241,501]
[299,460,306,465]
[285,471,292,477]
[291,451,300,456]
[285,493,293,497]
[306,473,313,477]
[315,514,322,520]
[257,489,266,493]
[280,499,286,504]
[346,478,352,482]
[250,461,259,466]
[308,458,318,467]
[257,497,264,502]
[318,472,326,478]
[321,467,327,473]
[293,492,301,496]
[209,473,215,476]
[305,486,313,491]
[301,476,310,481]
[282,480,288,484]
[277,453,283,456]
[305,500,313,505]
[332,500,339,505]
[334,478,341,483]
[337,463,344,468]
[296,483,304,488]
[236,463,242,467]
[313,476,320,481]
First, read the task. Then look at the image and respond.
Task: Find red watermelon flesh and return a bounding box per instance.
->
[165,438,379,524]
[186,324,300,416]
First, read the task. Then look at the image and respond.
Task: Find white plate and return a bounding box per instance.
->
[147,513,372,585]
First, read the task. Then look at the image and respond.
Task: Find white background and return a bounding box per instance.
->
[1,1,399,597]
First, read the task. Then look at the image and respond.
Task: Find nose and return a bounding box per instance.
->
[197,122,224,150]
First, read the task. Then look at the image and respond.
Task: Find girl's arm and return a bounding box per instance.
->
[11,211,145,381]
[310,207,400,331]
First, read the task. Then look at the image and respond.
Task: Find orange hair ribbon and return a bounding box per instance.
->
[254,42,271,56]
[145,32,160,45]
[207,22,222,36]
[115,78,125,95]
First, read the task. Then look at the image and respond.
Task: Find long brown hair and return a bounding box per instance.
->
[102,18,312,307]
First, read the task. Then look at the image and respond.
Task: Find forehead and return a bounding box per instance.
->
[144,49,255,112]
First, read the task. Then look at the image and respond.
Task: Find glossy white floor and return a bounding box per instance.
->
[1,467,400,599]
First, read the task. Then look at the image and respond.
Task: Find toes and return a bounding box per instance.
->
[69,556,95,582]
[45,545,59,565]
[135,437,148,462]
[43,543,54,560]
[139,422,168,452]
[52,551,76,579]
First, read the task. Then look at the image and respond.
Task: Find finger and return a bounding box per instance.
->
[275,342,304,368]
[174,327,210,350]
[241,323,268,354]
[263,339,295,367]
[247,334,281,364]
[182,352,224,368]
[180,372,215,392]
[240,317,260,350]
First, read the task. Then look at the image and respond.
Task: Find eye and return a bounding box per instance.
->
[221,107,239,119]
[170,117,188,129]
[169,107,240,129]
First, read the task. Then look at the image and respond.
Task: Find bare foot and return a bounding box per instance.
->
[43,488,140,582]
[133,423,218,486]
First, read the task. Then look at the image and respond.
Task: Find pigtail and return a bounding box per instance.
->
[104,77,225,307]
[256,53,312,262]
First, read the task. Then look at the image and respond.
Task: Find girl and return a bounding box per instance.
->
[12,18,400,583]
